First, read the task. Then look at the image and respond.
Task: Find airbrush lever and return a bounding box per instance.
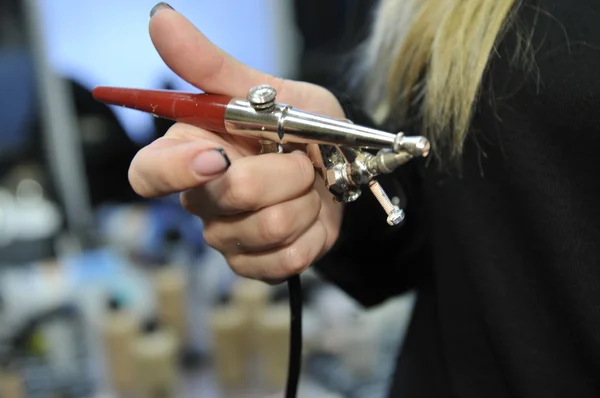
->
[93,84,430,225]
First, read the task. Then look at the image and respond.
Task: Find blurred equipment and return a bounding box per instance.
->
[0,0,145,267]
[70,80,142,207]
[0,48,37,170]
[40,305,81,379]
[0,166,62,263]
[0,54,142,211]
[1,303,93,397]
[22,0,94,243]
[0,363,25,398]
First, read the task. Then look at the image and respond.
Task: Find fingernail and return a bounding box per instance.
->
[150,2,173,17]
[192,148,231,176]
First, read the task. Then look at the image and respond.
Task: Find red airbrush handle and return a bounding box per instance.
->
[92,86,232,134]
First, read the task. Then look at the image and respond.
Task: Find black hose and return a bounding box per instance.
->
[285,274,303,398]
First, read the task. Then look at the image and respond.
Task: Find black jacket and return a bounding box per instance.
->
[315,1,600,396]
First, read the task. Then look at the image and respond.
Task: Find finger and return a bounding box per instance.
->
[225,221,328,282]
[180,151,315,216]
[203,189,322,254]
[129,136,232,198]
[148,5,302,103]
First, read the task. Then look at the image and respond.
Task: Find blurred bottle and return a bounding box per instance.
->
[256,304,290,391]
[230,278,271,355]
[132,318,178,398]
[40,305,81,380]
[153,262,186,350]
[101,295,137,396]
[209,305,247,389]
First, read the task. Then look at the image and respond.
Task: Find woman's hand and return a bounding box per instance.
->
[128,4,345,283]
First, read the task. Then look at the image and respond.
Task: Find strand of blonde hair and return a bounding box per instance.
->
[359,0,521,164]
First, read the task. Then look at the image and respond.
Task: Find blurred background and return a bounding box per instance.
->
[0,0,415,397]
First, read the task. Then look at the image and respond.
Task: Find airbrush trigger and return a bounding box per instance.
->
[246,85,284,154]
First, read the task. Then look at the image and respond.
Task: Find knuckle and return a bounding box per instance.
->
[291,153,315,188]
[223,166,262,210]
[201,225,221,251]
[224,254,251,279]
[128,155,153,197]
[163,123,188,138]
[309,189,323,215]
[266,75,287,96]
[180,190,208,217]
[282,243,312,275]
[201,221,238,256]
[201,53,226,85]
[262,277,286,286]
[179,191,194,213]
[258,206,295,245]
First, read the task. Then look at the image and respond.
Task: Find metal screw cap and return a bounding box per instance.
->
[248,85,277,111]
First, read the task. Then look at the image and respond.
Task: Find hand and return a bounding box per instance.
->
[128,4,345,283]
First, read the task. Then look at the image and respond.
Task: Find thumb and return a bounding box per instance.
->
[128,135,233,198]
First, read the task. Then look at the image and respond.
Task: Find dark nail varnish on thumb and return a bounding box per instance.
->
[191,148,231,177]
[150,2,174,17]
[214,148,232,168]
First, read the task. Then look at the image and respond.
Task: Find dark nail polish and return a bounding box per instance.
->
[214,148,232,168]
[150,2,173,17]
[191,148,231,176]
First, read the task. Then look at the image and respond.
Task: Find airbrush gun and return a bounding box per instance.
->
[92,84,430,225]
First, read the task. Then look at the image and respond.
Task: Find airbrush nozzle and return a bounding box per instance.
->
[393,134,431,157]
[366,151,415,175]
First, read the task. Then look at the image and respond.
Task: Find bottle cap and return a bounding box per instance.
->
[140,317,161,334]
[106,295,123,311]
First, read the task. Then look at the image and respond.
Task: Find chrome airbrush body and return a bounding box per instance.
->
[93,84,430,225]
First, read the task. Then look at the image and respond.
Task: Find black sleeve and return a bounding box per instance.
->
[312,90,431,307]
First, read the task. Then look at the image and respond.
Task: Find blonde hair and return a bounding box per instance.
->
[359,0,525,164]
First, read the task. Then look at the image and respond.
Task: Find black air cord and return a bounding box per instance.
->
[285,274,303,398]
